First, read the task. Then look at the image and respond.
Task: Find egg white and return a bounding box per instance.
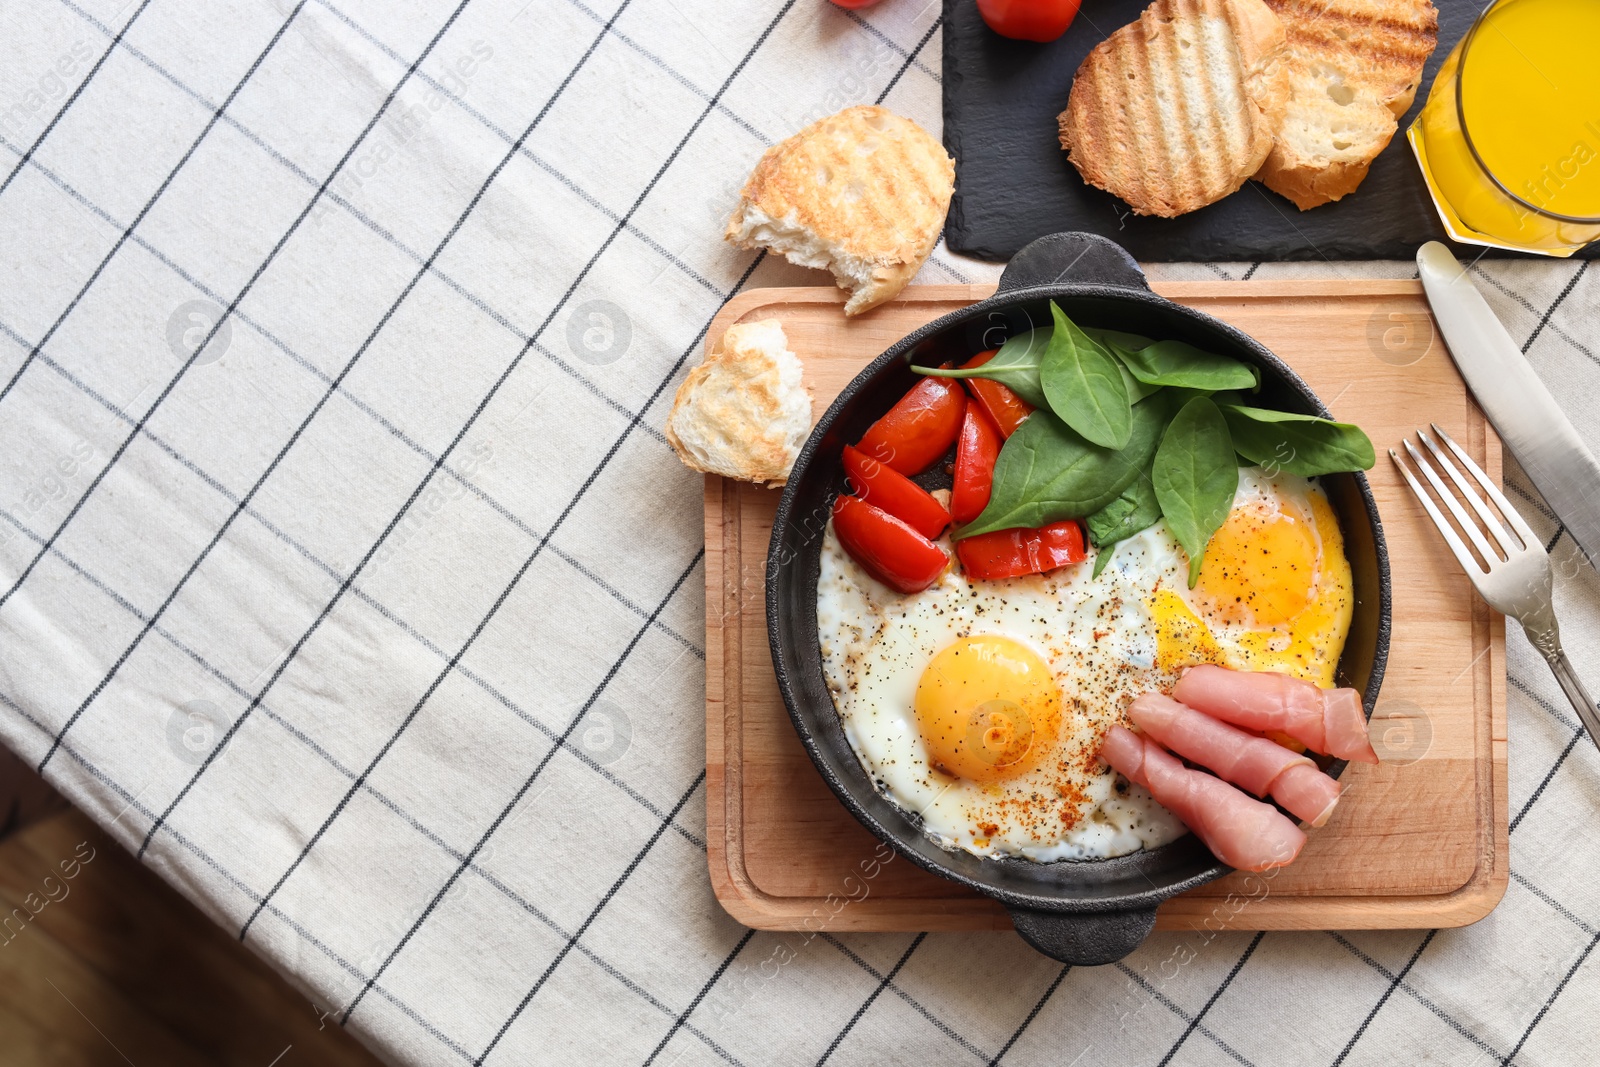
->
[815,466,1339,862]
[817,526,1187,861]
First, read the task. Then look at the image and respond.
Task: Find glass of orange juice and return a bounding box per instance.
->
[1408,0,1600,256]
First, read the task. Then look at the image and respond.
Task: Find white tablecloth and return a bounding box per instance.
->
[2,1,1596,1064]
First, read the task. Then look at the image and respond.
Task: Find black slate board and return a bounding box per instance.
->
[942,0,1596,262]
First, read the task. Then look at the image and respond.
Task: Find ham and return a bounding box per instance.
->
[1128,694,1343,827]
[1172,664,1379,764]
[1099,725,1306,872]
[1269,764,1345,828]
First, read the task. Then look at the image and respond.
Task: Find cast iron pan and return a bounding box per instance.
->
[767,232,1392,965]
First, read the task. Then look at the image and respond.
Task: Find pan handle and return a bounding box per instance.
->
[995,232,1150,294]
[1006,905,1158,966]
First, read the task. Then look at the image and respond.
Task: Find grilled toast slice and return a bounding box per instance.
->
[1057,0,1289,218]
[1255,0,1439,209]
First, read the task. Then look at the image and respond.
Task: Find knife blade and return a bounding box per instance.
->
[1417,241,1600,571]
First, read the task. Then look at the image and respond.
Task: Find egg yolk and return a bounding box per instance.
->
[1152,490,1353,688]
[1192,503,1318,629]
[914,635,1063,783]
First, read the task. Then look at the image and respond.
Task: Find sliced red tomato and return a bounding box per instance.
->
[832,496,949,594]
[828,0,881,6]
[956,520,1088,581]
[856,375,966,476]
[977,0,1081,42]
[841,445,951,539]
[950,406,1001,525]
[959,350,1033,438]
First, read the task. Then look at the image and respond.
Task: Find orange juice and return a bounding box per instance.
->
[1409,0,1600,255]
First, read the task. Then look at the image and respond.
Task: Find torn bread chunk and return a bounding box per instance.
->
[665,319,812,488]
[725,106,954,316]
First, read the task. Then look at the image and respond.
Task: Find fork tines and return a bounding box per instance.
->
[1390,424,1540,574]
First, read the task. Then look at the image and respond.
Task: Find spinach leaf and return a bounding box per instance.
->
[1084,328,1162,403]
[1087,470,1161,578]
[1083,327,1156,352]
[1222,403,1376,475]
[1152,396,1238,587]
[1116,339,1259,391]
[1160,385,1234,410]
[1040,303,1132,449]
[913,327,1049,408]
[958,398,1168,539]
[1116,361,1164,404]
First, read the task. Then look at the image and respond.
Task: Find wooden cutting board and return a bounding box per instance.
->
[705,281,1508,932]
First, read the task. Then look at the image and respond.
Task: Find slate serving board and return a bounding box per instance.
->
[942,0,1595,262]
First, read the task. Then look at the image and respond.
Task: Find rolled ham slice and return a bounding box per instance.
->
[1099,725,1306,872]
[1173,665,1379,764]
[1128,694,1343,827]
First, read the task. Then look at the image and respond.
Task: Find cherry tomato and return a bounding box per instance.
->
[841,445,951,539]
[856,375,967,476]
[977,0,1081,42]
[959,350,1033,437]
[832,496,949,594]
[956,520,1087,581]
[950,406,1001,525]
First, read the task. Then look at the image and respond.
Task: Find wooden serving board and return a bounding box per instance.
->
[706,282,1508,933]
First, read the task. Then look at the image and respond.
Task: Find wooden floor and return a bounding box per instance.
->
[0,808,384,1066]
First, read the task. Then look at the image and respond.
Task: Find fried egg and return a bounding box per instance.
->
[816,466,1352,861]
[1150,470,1353,688]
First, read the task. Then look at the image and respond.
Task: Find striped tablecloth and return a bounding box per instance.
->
[2,1,1596,1064]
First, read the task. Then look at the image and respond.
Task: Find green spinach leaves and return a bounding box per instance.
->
[959,398,1167,539]
[914,328,1049,408]
[917,301,1374,584]
[1152,397,1239,586]
[1116,339,1259,391]
[1040,303,1132,449]
[1222,404,1376,476]
[1086,473,1161,579]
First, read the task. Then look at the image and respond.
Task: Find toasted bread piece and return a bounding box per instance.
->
[666,319,812,488]
[725,106,954,316]
[1058,0,1289,218]
[1254,0,1438,209]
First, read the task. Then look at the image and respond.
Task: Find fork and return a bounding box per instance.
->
[1392,424,1600,750]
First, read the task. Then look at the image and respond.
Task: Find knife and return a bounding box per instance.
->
[1417,241,1600,571]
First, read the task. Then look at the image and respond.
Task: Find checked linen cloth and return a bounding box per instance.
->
[1,1,1597,1064]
